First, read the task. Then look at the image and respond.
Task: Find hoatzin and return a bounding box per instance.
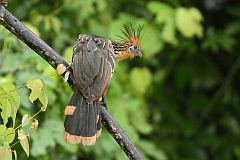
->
[64,24,143,145]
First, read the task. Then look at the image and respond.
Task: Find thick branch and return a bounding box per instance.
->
[0,5,143,160]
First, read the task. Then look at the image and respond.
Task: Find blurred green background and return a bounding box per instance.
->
[1,0,240,159]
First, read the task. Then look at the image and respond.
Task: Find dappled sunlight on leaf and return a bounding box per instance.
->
[176,7,203,38]
[27,79,48,109]
[0,82,20,126]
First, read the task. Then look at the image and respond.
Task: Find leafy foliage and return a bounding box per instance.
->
[175,7,203,38]
[0,82,20,126]
[1,0,240,160]
[27,78,48,110]
[18,130,29,157]
[0,79,48,158]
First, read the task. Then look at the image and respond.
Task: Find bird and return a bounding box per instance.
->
[64,23,143,145]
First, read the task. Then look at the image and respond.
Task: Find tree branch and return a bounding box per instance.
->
[0,5,143,160]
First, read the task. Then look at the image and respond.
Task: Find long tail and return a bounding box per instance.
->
[64,90,101,145]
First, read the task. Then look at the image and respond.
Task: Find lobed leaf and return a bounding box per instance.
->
[21,114,30,127]
[27,79,43,103]
[0,125,7,136]
[0,83,20,126]
[18,130,29,157]
[4,128,15,144]
[27,79,48,110]
[0,146,12,160]
[176,7,203,38]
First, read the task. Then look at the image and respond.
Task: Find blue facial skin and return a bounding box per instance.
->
[128,45,142,57]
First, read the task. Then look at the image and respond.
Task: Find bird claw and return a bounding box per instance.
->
[66,65,73,73]
[100,96,108,110]
[64,65,73,82]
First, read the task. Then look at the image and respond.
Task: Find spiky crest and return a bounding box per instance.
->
[116,22,143,44]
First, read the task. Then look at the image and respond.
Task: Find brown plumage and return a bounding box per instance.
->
[64,23,143,145]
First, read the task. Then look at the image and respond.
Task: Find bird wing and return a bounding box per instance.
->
[72,34,115,102]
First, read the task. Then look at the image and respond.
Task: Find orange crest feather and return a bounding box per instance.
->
[117,22,143,47]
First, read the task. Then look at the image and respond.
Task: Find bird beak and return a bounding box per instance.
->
[137,51,142,57]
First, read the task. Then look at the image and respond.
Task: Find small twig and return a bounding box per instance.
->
[0,38,8,69]
[39,73,56,80]
[0,85,26,97]
[204,55,240,116]
[14,109,42,131]
[0,5,143,160]
[10,140,19,148]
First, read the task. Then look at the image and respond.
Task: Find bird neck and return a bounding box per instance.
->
[112,41,134,60]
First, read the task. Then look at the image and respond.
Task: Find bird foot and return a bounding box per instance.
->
[100,96,108,110]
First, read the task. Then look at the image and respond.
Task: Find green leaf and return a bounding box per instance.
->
[0,98,11,125]
[27,79,48,109]
[176,7,203,38]
[27,79,43,103]
[18,130,29,157]
[0,137,5,147]
[162,18,178,45]
[0,146,12,160]
[20,137,29,157]
[147,2,172,15]
[0,125,7,147]
[4,128,15,144]
[147,1,177,45]
[141,25,164,58]
[7,96,19,127]
[129,68,152,95]
[21,114,30,127]
[0,83,20,126]
[39,85,48,111]
[202,27,237,53]
[50,16,62,33]
[0,125,6,136]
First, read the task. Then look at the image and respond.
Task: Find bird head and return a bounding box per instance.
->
[113,23,143,60]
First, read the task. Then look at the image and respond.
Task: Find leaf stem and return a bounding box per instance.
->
[0,73,55,97]
[0,85,26,96]
[10,140,19,148]
[14,109,42,131]
[39,73,56,80]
